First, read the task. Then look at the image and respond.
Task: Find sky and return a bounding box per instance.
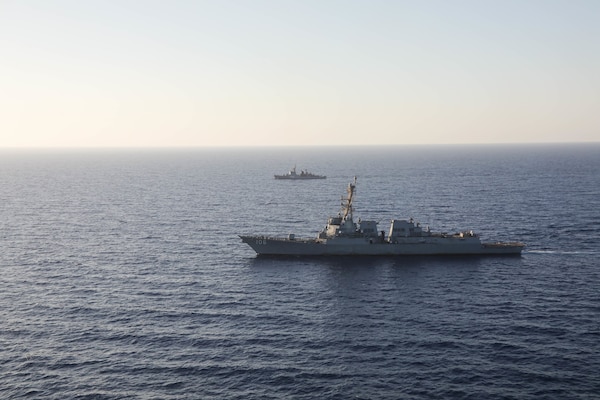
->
[1,0,599,147]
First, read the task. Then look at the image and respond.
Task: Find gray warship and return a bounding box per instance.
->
[240,178,525,256]
[274,165,326,180]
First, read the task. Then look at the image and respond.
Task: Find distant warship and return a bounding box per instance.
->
[241,178,524,256]
[274,166,326,180]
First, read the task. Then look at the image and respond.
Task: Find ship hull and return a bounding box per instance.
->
[240,236,524,256]
[274,176,326,180]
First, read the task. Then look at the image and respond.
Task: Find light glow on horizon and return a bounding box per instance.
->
[1,0,599,147]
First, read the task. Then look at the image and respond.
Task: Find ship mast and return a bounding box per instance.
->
[341,177,357,221]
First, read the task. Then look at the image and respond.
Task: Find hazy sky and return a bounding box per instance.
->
[1,0,599,147]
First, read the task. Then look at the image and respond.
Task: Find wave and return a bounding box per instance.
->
[526,250,600,255]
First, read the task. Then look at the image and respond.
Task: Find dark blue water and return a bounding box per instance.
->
[1,144,599,399]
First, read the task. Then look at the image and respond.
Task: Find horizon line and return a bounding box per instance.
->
[1,141,599,150]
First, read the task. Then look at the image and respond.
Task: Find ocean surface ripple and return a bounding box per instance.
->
[1,144,599,399]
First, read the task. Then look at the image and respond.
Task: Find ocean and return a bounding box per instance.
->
[1,144,599,399]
